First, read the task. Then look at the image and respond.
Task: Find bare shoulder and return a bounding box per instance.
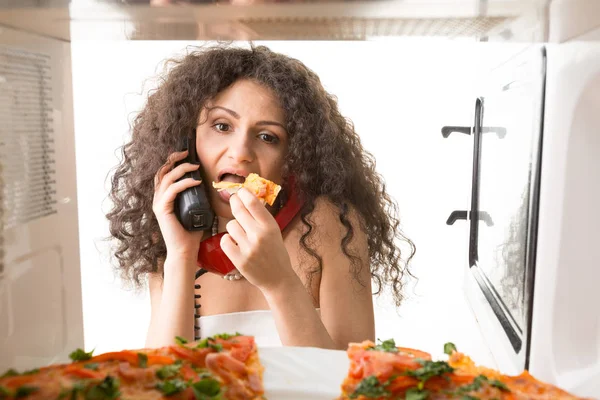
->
[287,198,375,346]
[285,197,368,271]
[290,196,365,239]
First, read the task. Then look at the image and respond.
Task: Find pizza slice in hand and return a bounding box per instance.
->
[213,173,281,206]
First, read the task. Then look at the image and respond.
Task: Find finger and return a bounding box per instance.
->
[155,178,202,210]
[220,234,243,266]
[229,192,259,232]
[158,163,200,193]
[236,187,272,225]
[155,150,189,188]
[226,220,248,248]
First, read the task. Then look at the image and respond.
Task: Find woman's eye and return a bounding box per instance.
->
[213,123,231,132]
[258,133,279,144]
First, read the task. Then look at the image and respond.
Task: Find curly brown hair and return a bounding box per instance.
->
[107,43,415,307]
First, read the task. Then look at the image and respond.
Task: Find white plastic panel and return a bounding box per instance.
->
[548,0,600,43]
[0,247,66,370]
[528,38,600,399]
[0,25,83,371]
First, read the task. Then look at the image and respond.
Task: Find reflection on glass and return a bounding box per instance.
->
[477,80,538,333]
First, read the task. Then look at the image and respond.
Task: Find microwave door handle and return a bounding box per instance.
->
[446,210,468,225]
[469,98,484,267]
[441,126,471,138]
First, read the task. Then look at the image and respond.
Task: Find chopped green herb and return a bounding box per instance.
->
[191,378,222,399]
[349,376,390,399]
[156,379,187,396]
[156,364,181,380]
[0,385,11,396]
[443,342,457,356]
[1,369,19,378]
[196,338,223,352]
[444,374,510,398]
[405,360,454,383]
[405,387,429,400]
[15,385,39,398]
[22,368,39,375]
[452,375,487,395]
[72,381,87,392]
[59,380,87,399]
[69,348,94,362]
[210,343,223,352]
[175,336,188,345]
[56,387,70,400]
[137,353,148,368]
[489,379,509,392]
[367,338,399,353]
[85,376,120,400]
[212,333,240,340]
[197,370,213,379]
[83,363,99,371]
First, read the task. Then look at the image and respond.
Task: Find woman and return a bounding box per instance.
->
[107,44,414,350]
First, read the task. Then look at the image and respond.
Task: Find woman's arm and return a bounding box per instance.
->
[265,199,375,350]
[145,256,197,348]
[222,188,374,350]
[145,149,205,348]
[263,272,337,349]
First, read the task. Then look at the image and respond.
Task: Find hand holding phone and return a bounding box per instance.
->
[174,135,214,231]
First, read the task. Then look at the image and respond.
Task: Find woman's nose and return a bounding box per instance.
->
[227,133,254,163]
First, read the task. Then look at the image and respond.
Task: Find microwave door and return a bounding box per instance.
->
[463,46,546,375]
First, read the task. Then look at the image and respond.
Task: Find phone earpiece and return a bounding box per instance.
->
[174,134,215,231]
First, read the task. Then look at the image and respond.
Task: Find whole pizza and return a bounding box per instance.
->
[338,339,588,400]
[0,333,263,400]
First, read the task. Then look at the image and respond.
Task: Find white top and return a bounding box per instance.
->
[198,309,321,348]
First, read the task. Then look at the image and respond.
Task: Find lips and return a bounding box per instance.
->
[215,168,253,204]
[218,189,233,203]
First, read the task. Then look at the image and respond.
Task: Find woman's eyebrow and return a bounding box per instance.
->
[207,106,240,119]
[208,106,286,130]
[256,120,286,130]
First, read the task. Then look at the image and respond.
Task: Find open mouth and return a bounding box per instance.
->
[215,170,251,203]
[218,172,247,184]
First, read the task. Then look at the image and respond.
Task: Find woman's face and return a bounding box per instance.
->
[196,79,288,219]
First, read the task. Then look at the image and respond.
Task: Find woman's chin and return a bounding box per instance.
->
[212,202,233,220]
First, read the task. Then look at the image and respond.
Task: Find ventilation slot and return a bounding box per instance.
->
[241,16,510,40]
[126,16,511,40]
[0,46,57,236]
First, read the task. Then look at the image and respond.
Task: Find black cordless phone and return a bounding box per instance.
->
[174,134,214,231]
